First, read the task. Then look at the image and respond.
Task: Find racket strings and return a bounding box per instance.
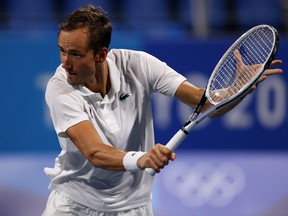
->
[244,29,273,64]
[234,29,273,85]
[209,27,275,103]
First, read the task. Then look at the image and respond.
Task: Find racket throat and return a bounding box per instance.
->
[187,89,207,123]
[181,126,189,135]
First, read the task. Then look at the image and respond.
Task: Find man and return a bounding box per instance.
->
[42,4,282,216]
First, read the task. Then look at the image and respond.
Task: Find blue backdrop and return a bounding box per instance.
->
[0,31,287,152]
[146,36,288,151]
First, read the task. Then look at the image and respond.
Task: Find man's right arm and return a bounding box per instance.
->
[66,120,173,172]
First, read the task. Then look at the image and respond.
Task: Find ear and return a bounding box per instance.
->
[96,47,108,63]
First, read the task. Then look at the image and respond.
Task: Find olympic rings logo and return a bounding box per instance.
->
[162,161,246,208]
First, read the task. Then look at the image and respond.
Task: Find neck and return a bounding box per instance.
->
[86,61,110,97]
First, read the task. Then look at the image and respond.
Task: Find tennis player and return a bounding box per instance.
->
[42,4,282,216]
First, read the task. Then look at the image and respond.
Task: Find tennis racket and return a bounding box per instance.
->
[146,24,279,176]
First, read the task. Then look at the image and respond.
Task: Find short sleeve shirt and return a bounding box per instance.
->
[45,49,186,211]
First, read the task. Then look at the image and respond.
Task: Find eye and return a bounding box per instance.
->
[59,49,67,56]
[72,52,82,58]
[68,51,83,58]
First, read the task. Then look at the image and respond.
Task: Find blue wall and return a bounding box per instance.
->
[0,31,287,153]
[0,19,287,216]
[146,36,288,151]
[0,1,287,215]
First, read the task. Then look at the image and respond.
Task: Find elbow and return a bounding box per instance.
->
[85,150,125,171]
[86,151,106,168]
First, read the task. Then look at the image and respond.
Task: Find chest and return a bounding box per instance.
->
[82,83,150,148]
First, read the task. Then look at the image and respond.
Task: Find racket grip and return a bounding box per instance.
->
[145,129,187,176]
[165,129,187,151]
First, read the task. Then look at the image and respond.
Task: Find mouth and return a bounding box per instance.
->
[66,70,77,76]
[66,70,78,85]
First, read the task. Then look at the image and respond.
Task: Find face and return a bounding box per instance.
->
[58,27,97,86]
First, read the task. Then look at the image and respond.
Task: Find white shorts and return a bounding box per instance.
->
[42,190,154,216]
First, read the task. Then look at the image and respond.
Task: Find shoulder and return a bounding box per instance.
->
[108,48,148,58]
[107,49,167,77]
[46,65,76,94]
[107,49,159,65]
[45,65,81,106]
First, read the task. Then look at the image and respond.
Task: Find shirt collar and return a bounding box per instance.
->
[77,57,120,103]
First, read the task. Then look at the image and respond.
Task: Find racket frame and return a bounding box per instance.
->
[206,24,279,106]
[145,24,279,176]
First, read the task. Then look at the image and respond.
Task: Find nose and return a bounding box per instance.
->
[61,55,72,70]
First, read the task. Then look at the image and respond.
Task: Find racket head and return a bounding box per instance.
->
[206,24,279,105]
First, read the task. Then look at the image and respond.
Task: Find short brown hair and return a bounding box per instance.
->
[59,4,112,54]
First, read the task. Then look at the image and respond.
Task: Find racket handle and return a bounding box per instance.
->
[165,129,187,151]
[145,129,187,176]
[145,167,156,176]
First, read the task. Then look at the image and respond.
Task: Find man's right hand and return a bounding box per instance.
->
[137,144,176,173]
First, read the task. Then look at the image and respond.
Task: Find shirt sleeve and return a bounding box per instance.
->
[45,72,89,136]
[141,51,187,96]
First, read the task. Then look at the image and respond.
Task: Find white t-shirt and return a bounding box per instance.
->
[45,49,186,211]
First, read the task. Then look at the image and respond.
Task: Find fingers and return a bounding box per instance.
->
[234,49,243,65]
[138,144,175,173]
[234,51,282,75]
[233,51,282,96]
[264,68,283,76]
[247,65,281,93]
[149,144,171,172]
[269,59,282,67]
[235,50,282,84]
[263,59,282,76]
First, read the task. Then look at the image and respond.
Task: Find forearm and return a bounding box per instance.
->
[87,144,127,171]
[79,140,147,172]
[66,120,127,171]
[175,81,211,110]
[66,121,172,173]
